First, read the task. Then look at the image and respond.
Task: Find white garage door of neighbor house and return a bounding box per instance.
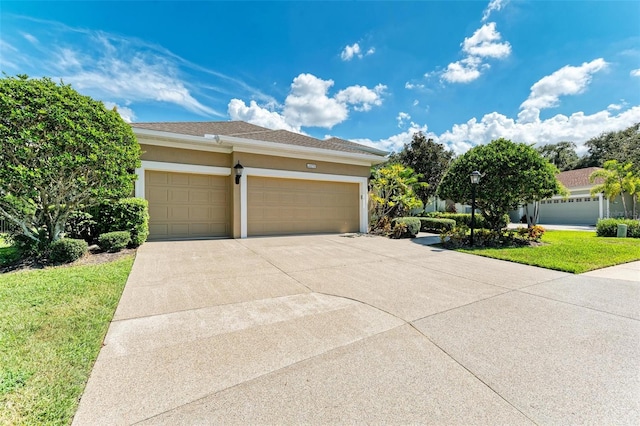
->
[247,176,359,236]
[539,197,599,225]
[146,171,230,240]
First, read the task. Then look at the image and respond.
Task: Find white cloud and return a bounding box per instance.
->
[439,21,510,84]
[405,81,425,90]
[442,57,484,83]
[229,73,386,131]
[340,42,374,61]
[437,106,640,155]
[631,68,640,77]
[64,53,220,117]
[518,58,608,122]
[413,99,419,106]
[482,0,507,22]
[103,101,135,123]
[283,73,348,128]
[462,22,511,59]
[397,112,411,127]
[21,32,38,44]
[341,43,362,61]
[335,84,386,112]
[352,122,432,153]
[228,99,300,132]
[608,103,623,111]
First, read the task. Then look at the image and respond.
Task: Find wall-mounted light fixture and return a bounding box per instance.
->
[234,161,244,184]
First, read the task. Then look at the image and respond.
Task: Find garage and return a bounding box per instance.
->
[539,196,600,225]
[247,176,359,236]
[145,170,230,240]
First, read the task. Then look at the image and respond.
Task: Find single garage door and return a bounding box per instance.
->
[248,176,359,236]
[146,171,229,240]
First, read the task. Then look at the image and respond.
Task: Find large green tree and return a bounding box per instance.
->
[0,75,141,246]
[590,160,639,219]
[537,141,579,171]
[389,132,454,204]
[577,123,640,172]
[437,138,563,232]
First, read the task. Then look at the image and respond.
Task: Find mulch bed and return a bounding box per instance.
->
[0,247,136,274]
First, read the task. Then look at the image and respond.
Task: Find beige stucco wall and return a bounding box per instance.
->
[232,152,370,177]
[140,144,231,167]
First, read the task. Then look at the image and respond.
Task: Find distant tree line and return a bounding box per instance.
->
[537,123,640,172]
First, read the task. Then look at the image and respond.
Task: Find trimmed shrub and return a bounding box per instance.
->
[419,217,456,233]
[50,238,88,264]
[391,217,421,238]
[98,231,131,253]
[65,210,97,242]
[596,218,640,238]
[92,198,149,247]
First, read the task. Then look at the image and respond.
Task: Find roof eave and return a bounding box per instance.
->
[132,127,387,166]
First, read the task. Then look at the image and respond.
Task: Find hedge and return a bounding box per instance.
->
[91,198,149,247]
[98,231,131,252]
[419,217,456,233]
[49,238,88,264]
[596,218,640,238]
[391,217,421,238]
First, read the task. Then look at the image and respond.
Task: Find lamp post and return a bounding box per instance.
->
[470,170,481,246]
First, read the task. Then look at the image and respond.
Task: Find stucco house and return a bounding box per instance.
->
[513,167,634,225]
[131,121,387,240]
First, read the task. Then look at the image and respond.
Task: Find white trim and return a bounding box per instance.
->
[135,160,231,198]
[240,173,248,238]
[598,193,604,219]
[239,167,368,238]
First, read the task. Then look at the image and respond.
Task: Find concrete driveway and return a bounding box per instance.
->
[73,234,640,425]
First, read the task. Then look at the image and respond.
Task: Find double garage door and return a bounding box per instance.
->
[146,171,359,240]
[539,197,599,225]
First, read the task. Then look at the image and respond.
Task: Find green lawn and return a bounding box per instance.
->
[0,256,133,425]
[458,230,640,273]
[0,235,20,268]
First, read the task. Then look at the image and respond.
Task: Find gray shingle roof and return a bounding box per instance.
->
[556,167,603,188]
[132,120,386,156]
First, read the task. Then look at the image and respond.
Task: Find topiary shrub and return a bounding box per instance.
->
[98,231,131,253]
[92,198,149,247]
[391,217,421,238]
[419,217,456,233]
[596,218,640,238]
[49,238,88,264]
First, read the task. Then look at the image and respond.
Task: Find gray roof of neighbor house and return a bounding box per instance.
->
[132,121,388,157]
[556,167,603,188]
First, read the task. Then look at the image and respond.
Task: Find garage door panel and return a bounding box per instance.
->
[146,171,229,240]
[169,174,190,186]
[170,190,190,203]
[248,176,359,236]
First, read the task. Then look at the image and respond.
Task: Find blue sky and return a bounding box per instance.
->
[1,1,639,155]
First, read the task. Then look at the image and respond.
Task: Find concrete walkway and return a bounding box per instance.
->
[73,234,640,425]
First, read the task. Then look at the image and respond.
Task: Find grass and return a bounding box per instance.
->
[0,256,134,425]
[458,230,640,273]
[0,234,20,268]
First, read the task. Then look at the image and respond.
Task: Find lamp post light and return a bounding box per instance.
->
[470,170,481,246]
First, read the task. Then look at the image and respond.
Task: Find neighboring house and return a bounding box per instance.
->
[131,121,387,240]
[512,167,634,225]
